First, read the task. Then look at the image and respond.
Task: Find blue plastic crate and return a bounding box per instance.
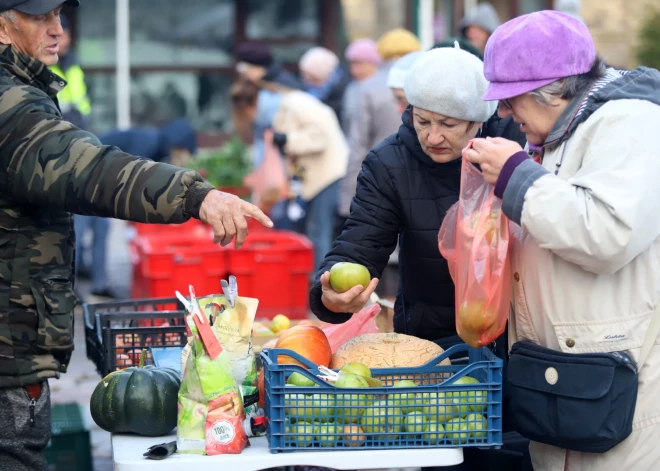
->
[261,344,503,453]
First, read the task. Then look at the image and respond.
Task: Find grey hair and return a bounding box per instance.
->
[529,57,607,107]
[0,10,17,25]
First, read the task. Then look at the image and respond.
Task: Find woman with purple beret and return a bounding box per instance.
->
[464,10,660,471]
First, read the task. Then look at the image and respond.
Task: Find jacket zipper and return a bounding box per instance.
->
[22,389,37,426]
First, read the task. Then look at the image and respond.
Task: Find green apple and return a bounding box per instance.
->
[311,394,336,422]
[329,262,371,293]
[359,400,403,441]
[287,372,316,387]
[336,393,372,424]
[291,422,317,447]
[404,411,428,434]
[421,391,455,423]
[285,393,315,421]
[445,418,470,444]
[392,380,422,414]
[335,371,370,389]
[422,421,445,445]
[465,413,487,439]
[450,376,487,416]
[340,362,372,378]
[316,423,342,447]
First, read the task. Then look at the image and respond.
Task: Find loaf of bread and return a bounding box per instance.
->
[330,333,451,369]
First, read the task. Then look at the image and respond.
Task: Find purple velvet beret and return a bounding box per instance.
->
[483,10,596,100]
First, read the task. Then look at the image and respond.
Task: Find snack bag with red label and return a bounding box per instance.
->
[177,313,248,455]
[438,140,512,348]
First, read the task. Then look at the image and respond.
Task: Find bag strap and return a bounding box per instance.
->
[638,302,660,369]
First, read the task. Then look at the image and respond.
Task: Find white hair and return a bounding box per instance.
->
[529,57,606,107]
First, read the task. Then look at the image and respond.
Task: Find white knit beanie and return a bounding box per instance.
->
[299,47,339,83]
[404,44,497,123]
[387,51,424,89]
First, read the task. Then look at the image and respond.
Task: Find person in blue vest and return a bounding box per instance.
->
[48,14,90,129]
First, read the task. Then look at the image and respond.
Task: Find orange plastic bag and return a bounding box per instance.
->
[243,130,289,209]
[321,304,381,353]
[438,142,512,348]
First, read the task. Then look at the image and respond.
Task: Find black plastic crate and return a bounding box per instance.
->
[84,297,187,377]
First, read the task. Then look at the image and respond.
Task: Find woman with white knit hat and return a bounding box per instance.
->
[310,46,527,470]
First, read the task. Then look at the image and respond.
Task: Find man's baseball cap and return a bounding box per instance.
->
[0,0,79,15]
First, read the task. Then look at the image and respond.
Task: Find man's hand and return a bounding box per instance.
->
[199,190,273,249]
[320,271,379,314]
[464,137,524,185]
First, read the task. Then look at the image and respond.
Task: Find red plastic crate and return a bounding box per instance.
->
[131,234,227,303]
[225,230,314,320]
[130,218,207,237]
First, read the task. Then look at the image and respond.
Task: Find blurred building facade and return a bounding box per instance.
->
[581,0,657,69]
[62,0,348,146]
[62,0,656,146]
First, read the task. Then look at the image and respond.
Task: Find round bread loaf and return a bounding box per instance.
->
[330,333,451,369]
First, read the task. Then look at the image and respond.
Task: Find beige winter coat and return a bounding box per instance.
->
[272,90,348,201]
[501,69,660,470]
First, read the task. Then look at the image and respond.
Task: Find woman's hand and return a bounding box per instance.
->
[464,137,524,185]
[320,271,379,314]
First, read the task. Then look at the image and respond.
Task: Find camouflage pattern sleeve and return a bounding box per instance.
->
[0,87,214,223]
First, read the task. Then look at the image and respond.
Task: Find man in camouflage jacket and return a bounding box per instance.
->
[0,1,273,468]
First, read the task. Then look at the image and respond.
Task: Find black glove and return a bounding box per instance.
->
[273,132,287,154]
[143,441,177,460]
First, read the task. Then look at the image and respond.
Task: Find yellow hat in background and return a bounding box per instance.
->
[377,28,422,61]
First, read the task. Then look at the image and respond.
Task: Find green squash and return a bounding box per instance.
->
[90,349,181,436]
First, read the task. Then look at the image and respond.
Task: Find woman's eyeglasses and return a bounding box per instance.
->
[500,98,514,110]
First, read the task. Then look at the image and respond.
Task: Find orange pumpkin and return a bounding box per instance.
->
[275,325,332,368]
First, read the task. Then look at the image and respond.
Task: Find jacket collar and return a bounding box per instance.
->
[544,68,629,150]
[0,44,66,98]
[543,83,594,149]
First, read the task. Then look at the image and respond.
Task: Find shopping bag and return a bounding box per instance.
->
[438,141,512,348]
[243,129,289,209]
[177,312,248,455]
[321,304,381,353]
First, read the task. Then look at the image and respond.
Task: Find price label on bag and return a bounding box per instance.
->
[193,310,223,360]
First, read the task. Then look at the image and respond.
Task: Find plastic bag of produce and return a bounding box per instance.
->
[321,303,381,353]
[177,310,249,455]
[438,141,512,348]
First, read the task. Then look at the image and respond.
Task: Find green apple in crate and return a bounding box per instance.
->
[465,413,487,439]
[316,423,342,447]
[334,370,371,424]
[285,393,315,422]
[311,393,336,423]
[392,380,422,414]
[421,391,455,423]
[336,393,372,424]
[287,372,316,387]
[445,417,470,444]
[422,421,445,445]
[359,400,403,441]
[340,362,373,378]
[450,376,487,416]
[292,422,317,447]
[404,411,428,434]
